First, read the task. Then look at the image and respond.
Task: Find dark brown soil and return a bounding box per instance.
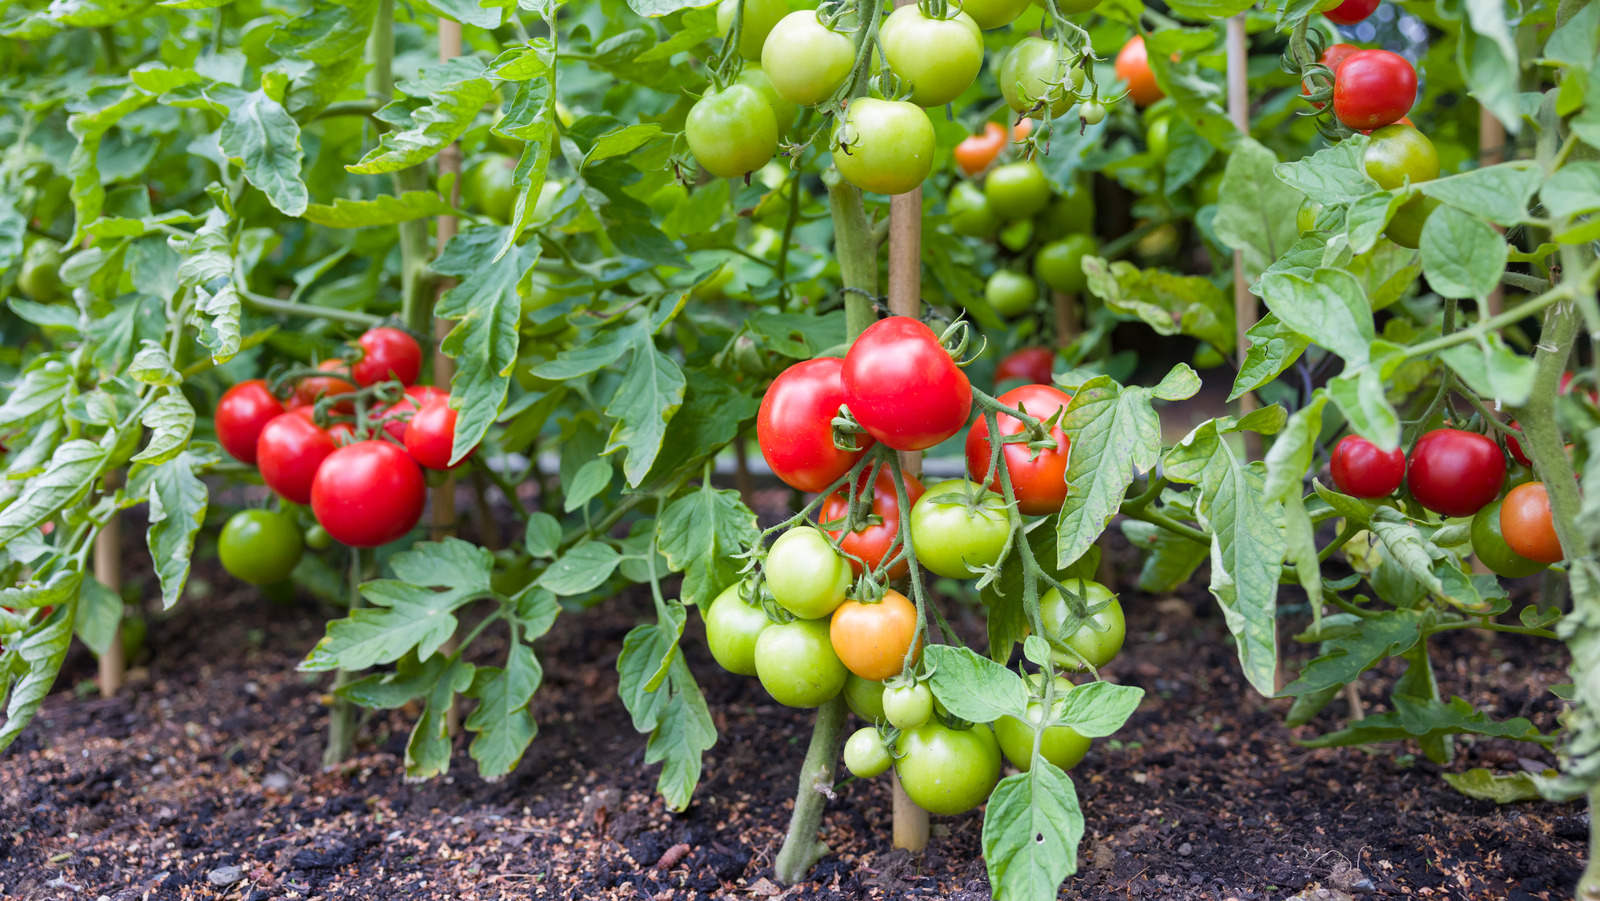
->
[0,524,1587,901]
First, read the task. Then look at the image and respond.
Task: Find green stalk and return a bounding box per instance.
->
[324,548,366,769]
[366,0,433,336]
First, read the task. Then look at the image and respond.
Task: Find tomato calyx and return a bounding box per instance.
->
[972,391,1063,460]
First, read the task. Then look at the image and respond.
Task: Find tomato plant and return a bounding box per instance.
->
[909,479,1011,578]
[1332,49,1416,131]
[821,468,925,578]
[842,317,971,452]
[755,618,850,708]
[883,682,934,730]
[757,357,873,493]
[216,380,286,465]
[351,327,422,388]
[893,720,1002,815]
[1407,429,1506,518]
[994,347,1055,386]
[257,408,340,506]
[311,441,427,548]
[1329,434,1406,499]
[704,581,771,676]
[1501,482,1564,565]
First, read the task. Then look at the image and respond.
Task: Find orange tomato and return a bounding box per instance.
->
[1012,118,1034,141]
[295,359,357,413]
[830,589,922,681]
[954,122,1007,176]
[1115,35,1164,107]
[1501,482,1565,564]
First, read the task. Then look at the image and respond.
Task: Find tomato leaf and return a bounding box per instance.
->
[1053,374,1170,570]
[1257,268,1374,367]
[0,606,75,753]
[1301,695,1550,750]
[0,438,111,546]
[1438,331,1537,406]
[132,392,195,465]
[1281,609,1428,698]
[1122,520,1208,594]
[1083,257,1235,353]
[523,512,563,559]
[924,645,1029,723]
[0,360,72,432]
[617,603,716,811]
[604,323,686,486]
[437,236,532,465]
[539,540,622,595]
[1213,138,1302,282]
[1052,681,1144,737]
[981,762,1084,901]
[1274,138,1378,206]
[656,485,759,609]
[1442,768,1550,804]
[465,640,544,780]
[218,90,308,217]
[74,575,123,658]
[347,58,496,175]
[1418,204,1509,300]
[1420,162,1541,227]
[301,190,457,228]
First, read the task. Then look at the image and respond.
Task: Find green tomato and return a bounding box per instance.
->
[462,154,518,223]
[1034,234,1097,295]
[833,98,936,196]
[1134,222,1180,263]
[997,217,1034,252]
[219,510,304,586]
[1042,184,1095,235]
[984,269,1036,318]
[893,721,1002,815]
[18,237,64,302]
[1145,114,1171,164]
[882,682,934,730]
[844,672,887,721]
[761,11,857,106]
[735,65,797,133]
[993,677,1092,772]
[718,0,789,62]
[999,37,1082,117]
[1385,195,1439,250]
[754,618,849,708]
[1472,499,1548,579]
[1039,581,1125,669]
[960,0,1031,32]
[909,479,1011,578]
[1363,124,1440,191]
[766,526,852,619]
[879,7,983,108]
[947,181,1001,238]
[687,85,780,179]
[704,580,773,676]
[844,727,893,778]
[304,523,333,551]
[1297,200,1324,233]
[984,161,1051,220]
[1078,100,1107,126]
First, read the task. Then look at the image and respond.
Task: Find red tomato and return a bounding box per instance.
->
[1302,43,1360,110]
[1115,36,1164,107]
[841,317,973,452]
[352,327,423,387]
[405,396,471,470]
[1406,428,1505,518]
[1325,0,1379,24]
[216,379,285,464]
[821,468,924,578]
[1506,421,1533,468]
[296,359,357,412]
[1332,49,1415,131]
[1500,482,1564,564]
[964,384,1073,516]
[1329,435,1405,499]
[374,385,449,442]
[995,348,1055,387]
[311,440,427,548]
[257,408,339,505]
[758,358,875,493]
[954,122,1007,177]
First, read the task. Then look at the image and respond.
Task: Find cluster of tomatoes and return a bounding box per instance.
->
[212,327,472,584]
[1329,391,1578,580]
[703,316,1128,812]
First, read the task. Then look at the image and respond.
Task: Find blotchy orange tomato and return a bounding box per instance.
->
[954,122,1007,176]
[1115,36,1164,107]
[1500,482,1564,564]
[830,589,922,681]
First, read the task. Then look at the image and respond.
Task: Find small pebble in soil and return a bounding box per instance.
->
[1178,842,1193,856]
[262,772,291,792]
[208,865,245,886]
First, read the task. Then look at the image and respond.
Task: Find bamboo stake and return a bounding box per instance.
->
[436,15,463,736]
[1225,15,1257,458]
[95,472,124,697]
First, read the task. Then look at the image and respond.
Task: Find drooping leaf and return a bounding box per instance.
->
[145,454,208,609]
[982,763,1085,901]
[218,90,309,216]
[465,640,543,780]
[656,485,760,609]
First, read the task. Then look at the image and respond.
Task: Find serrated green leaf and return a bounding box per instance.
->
[439,242,530,464]
[0,361,72,432]
[924,645,1030,724]
[1053,681,1144,737]
[128,340,180,386]
[1439,331,1537,406]
[539,540,621,595]
[348,59,495,175]
[1213,138,1303,281]
[1084,257,1235,353]
[1281,609,1426,697]
[0,439,110,546]
[1274,138,1377,206]
[1419,205,1508,299]
[146,454,208,609]
[74,576,122,657]
[465,640,543,780]
[656,485,759,609]
[0,606,75,752]
[1302,695,1550,750]
[982,763,1084,901]
[302,191,457,228]
[1258,268,1374,366]
[1054,377,1163,569]
[131,392,194,464]
[604,324,686,486]
[218,91,308,216]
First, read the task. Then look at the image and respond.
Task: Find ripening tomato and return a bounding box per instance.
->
[830,589,921,681]
[893,721,1001,815]
[948,181,1002,237]
[821,468,925,578]
[351,327,422,387]
[984,160,1052,220]
[879,6,983,108]
[405,396,470,470]
[841,317,972,452]
[687,85,779,179]
[754,618,849,708]
[1329,434,1406,499]
[762,11,856,106]
[1406,428,1505,518]
[1035,234,1097,295]
[1501,482,1564,564]
[1078,100,1107,126]
[1116,36,1164,107]
[1323,42,1360,72]
[310,440,427,548]
[218,509,304,585]
[844,672,887,721]
[374,385,448,442]
[954,122,1007,176]
[993,676,1090,772]
[1040,581,1125,669]
[296,359,357,412]
[999,37,1081,117]
[909,479,1010,579]
[833,99,936,196]
[766,525,853,619]
[844,727,893,778]
[758,357,874,493]
[1324,0,1380,25]
[1385,194,1439,249]
[965,384,1073,515]
[1363,124,1438,190]
[718,0,788,61]
[1471,499,1547,578]
[959,0,1031,29]
[704,580,772,676]
[985,269,1036,318]
[882,682,933,730]
[995,347,1055,386]
[1332,49,1415,131]
[216,379,285,464]
[257,408,339,505]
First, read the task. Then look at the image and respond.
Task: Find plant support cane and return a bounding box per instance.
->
[95,471,124,697]
[324,548,365,769]
[1225,14,1259,462]
[435,13,464,733]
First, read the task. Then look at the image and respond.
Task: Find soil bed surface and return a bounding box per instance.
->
[0,527,1586,901]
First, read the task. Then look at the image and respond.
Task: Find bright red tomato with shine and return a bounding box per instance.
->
[995,348,1055,387]
[405,396,470,470]
[1332,49,1415,131]
[758,357,875,493]
[257,408,339,505]
[352,327,422,387]
[311,440,427,548]
[1406,428,1505,518]
[1329,434,1405,498]
[216,379,285,464]
[821,468,924,579]
[965,384,1073,516]
[375,385,449,442]
[841,317,972,452]
[1325,0,1379,25]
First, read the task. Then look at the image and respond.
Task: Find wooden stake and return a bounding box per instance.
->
[436,16,463,735]
[95,472,124,698]
[1480,105,1505,318]
[1052,291,1078,346]
[1225,15,1257,458]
